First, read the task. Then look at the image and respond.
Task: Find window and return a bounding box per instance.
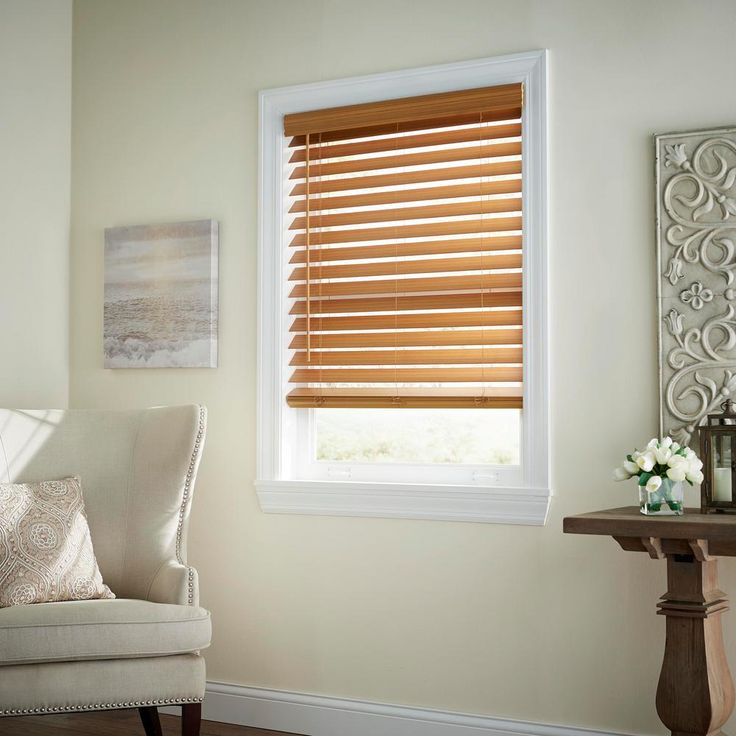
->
[257,51,549,524]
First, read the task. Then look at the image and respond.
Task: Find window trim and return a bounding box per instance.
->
[257,50,550,525]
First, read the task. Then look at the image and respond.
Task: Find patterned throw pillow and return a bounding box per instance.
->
[0,477,114,607]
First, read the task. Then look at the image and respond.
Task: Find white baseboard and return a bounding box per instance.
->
[164,681,629,736]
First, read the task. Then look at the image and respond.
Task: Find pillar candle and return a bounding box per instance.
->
[714,467,733,503]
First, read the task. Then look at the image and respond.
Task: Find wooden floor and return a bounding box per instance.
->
[0,709,299,735]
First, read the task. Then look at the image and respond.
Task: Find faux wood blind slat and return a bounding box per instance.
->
[289,161,521,196]
[289,367,522,384]
[288,272,521,299]
[288,141,521,179]
[289,180,521,213]
[288,308,523,332]
[288,216,522,247]
[290,347,522,366]
[289,235,521,264]
[288,197,520,230]
[289,290,522,315]
[288,253,521,281]
[289,328,522,349]
[283,83,524,409]
[288,123,521,162]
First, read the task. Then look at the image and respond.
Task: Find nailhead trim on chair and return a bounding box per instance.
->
[176,405,206,606]
[0,696,204,716]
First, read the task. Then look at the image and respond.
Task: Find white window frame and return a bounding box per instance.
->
[256,50,550,525]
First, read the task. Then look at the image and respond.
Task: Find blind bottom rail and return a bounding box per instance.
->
[286,389,522,409]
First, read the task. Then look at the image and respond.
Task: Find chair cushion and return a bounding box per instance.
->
[0,598,211,665]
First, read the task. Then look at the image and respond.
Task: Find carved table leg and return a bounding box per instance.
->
[656,555,735,736]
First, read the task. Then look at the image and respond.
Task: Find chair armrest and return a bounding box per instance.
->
[147,561,199,607]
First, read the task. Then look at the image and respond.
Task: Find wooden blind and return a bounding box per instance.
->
[283,83,524,409]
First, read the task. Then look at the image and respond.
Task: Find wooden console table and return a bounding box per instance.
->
[563,507,736,736]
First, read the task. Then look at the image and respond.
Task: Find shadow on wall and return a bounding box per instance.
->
[0,410,62,483]
[0,406,203,601]
[0,407,146,592]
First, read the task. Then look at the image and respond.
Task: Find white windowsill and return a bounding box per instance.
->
[255,479,551,525]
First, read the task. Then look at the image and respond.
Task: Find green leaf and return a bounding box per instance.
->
[627,454,633,463]
[638,472,653,486]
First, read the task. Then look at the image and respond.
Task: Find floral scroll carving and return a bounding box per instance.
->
[662,303,736,446]
[657,129,736,445]
[680,281,713,310]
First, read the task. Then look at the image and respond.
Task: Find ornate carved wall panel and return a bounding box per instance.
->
[657,127,736,445]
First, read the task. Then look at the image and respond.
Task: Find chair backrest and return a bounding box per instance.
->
[0,405,205,599]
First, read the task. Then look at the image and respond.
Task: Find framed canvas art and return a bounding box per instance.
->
[104,219,218,368]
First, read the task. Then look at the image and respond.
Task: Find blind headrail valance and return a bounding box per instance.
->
[283,83,523,137]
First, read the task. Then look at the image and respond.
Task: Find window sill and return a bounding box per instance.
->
[255,479,551,525]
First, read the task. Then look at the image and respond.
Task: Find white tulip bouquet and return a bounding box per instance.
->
[614,436,703,515]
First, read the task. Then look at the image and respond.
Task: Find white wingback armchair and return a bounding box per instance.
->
[0,405,211,736]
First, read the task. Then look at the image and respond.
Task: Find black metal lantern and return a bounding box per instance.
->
[700,399,736,514]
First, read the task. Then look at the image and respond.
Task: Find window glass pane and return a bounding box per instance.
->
[315,408,520,465]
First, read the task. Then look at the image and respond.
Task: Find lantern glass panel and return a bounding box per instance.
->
[713,434,733,504]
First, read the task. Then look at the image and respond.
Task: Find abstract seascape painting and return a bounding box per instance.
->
[104,219,218,368]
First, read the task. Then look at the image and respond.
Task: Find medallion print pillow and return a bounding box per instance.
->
[0,476,114,607]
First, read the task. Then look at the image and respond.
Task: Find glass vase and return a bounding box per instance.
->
[639,478,684,515]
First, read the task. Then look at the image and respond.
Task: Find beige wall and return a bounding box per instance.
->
[70,1,736,733]
[1,0,71,408]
